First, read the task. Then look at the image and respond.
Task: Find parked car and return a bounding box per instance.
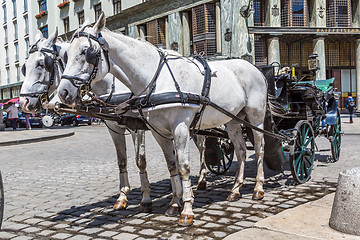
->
[60,114,92,126]
[3,112,43,128]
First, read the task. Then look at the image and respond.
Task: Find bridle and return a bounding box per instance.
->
[20,40,65,105]
[61,31,110,98]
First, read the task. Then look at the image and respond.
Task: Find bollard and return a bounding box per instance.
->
[329,167,360,235]
[0,108,5,131]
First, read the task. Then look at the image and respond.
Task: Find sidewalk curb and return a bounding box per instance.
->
[0,131,75,147]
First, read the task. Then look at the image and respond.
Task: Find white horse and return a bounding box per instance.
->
[19,28,183,215]
[57,13,268,226]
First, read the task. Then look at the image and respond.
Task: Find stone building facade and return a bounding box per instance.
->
[1,0,359,109]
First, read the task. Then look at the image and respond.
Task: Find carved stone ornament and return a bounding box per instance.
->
[171,42,179,51]
[241,54,253,63]
[272,5,279,16]
[317,6,324,18]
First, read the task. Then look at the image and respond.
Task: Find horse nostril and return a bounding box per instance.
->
[60,89,69,101]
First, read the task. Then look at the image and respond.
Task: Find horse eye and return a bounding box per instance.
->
[38,60,45,67]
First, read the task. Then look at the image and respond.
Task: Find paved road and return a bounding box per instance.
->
[0,123,358,239]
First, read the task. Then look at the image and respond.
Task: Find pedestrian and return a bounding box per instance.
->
[5,102,19,130]
[24,112,31,130]
[346,93,357,123]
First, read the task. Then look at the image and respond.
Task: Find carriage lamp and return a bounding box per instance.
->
[224,29,232,42]
[240,0,255,18]
[308,53,320,71]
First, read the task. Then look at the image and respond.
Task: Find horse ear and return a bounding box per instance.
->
[93,11,106,33]
[46,27,58,46]
[35,30,43,41]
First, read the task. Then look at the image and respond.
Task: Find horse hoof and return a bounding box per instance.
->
[178,214,194,226]
[252,191,264,200]
[139,202,152,213]
[197,181,206,190]
[165,206,180,217]
[227,193,241,202]
[113,199,128,210]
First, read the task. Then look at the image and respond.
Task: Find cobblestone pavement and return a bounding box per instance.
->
[0,124,358,239]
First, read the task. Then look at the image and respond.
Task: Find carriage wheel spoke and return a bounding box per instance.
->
[304,136,313,148]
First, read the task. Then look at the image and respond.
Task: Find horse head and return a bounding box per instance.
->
[58,12,109,107]
[19,28,65,113]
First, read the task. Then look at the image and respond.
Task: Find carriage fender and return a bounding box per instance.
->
[326,99,338,126]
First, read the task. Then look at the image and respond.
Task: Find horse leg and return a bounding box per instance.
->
[193,135,207,190]
[246,115,265,200]
[130,130,152,212]
[173,122,194,226]
[151,132,182,217]
[106,122,130,210]
[226,120,247,201]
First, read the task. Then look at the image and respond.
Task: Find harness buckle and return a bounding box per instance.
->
[78,84,91,98]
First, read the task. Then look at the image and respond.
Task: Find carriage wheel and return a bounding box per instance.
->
[330,109,341,162]
[290,120,315,184]
[0,171,4,230]
[205,138,234,175]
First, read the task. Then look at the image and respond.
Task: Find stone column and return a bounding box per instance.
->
[168,12,182,54]
[165,17,170,49]
[313,37,326,81]
[139,26,146,41]
[356,39,360,110]
[216,2,222,54]
[267,37,280,68]
[182,12,191,56]
[266,0,281,27]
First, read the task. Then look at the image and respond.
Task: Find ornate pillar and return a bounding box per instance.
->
[216,2,222,54]
[165,18,170,49]
[266,0,281,27]
[313,37,326,81]
[309,0,326,27]
[267,37,280,67]
[182,12,191,56]
[221,0,253,60]
[127,25,138,39]
[168,12,182,54]
[353,1,360,28]
[356,39,360,110]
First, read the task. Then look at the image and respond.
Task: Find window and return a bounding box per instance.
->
[5,47,9,65]
[78,11,84,26]
[39,0,47,12]
[6,68,10,84]
[281,0,310,27]
[24,15,28,35]
[146,18,166,48]
[63,17,69,33]
[94,3,101,21]
[25,37,29,57]
[13,20,18,40]
[23,0,27,12]
[4,26,8,44]
[40,25,48,38]
[326,0,351,27]
[12,0,16,18]
[3,5,6,23]
[15,42,19,62]
[16,64,20,82]
[254,0,265,26]
[191,3,217,56]
[113,0,121,15]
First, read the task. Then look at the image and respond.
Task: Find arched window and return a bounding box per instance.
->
[326,0,351,27]
[281,0,309,27]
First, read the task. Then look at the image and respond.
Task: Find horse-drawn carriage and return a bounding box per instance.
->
[199,63,342,184]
